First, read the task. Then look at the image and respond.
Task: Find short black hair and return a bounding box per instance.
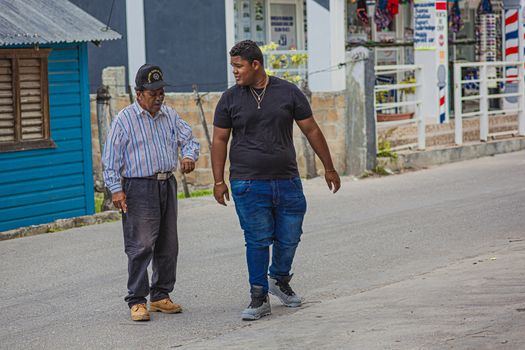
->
[229,40,264,66]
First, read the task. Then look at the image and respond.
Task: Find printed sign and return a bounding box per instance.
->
[435,1,448,122]
[414,0,436,50]
[435,1,447,63]
[270,4,297,50]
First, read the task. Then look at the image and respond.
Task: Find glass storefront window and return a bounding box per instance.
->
[234,0,266,45]
[270,3,298,49]
[347,0,370,43]
[234,0,304,49]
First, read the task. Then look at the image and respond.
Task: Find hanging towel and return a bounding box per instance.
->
[375,0,393,30]
[481,0,493,14]
[357,0,369,25]
[387,0,399,16]
[449,0,463,32]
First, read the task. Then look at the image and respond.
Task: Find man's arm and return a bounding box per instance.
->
[175,111,200,173]
[102,118,128,211]
[296,117,341,193]
[211,126,231,205]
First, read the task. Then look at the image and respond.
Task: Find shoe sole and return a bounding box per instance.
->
[241,311,271,321]
[149,306,182,314]
[131,315,150,321]
[268,291,302,308]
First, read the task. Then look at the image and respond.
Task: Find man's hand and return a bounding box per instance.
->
[112,191,128,213]
[213,183,230,206]
[325,170,341,194]
[181,158,196,174]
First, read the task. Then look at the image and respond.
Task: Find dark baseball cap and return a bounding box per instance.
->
[135,64,168,90]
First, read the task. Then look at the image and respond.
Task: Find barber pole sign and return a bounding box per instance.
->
[439,86,446,123]
[504,9,519,83]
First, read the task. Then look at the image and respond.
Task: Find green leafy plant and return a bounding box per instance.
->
[94,192,104,213]
[376,139,398,159]
[260,42,307,84]
[177,189,213,200]
[372,164,391,175]
[377,127,398,159]
[399,77,416,95]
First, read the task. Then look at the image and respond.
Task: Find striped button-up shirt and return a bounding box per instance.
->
[103,102,200,193]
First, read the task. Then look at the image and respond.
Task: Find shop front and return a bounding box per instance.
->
[345,0,520,124]
[228,0,348,92]
[230,0,308,82]
[234,0,306,49]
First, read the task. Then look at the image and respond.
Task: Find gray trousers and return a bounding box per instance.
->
[122,177,178,308]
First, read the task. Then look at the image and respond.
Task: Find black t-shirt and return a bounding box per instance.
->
[214,76,313,180]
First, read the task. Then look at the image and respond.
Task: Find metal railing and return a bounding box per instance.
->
[453,61,525,145]
[374,64,425,150]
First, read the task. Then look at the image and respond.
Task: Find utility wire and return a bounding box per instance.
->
[86,56,368,90]
[104,0,116,31]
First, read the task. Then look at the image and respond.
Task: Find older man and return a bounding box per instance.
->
[103,64,199,321]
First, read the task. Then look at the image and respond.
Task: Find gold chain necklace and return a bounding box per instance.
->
[250,77,268,110]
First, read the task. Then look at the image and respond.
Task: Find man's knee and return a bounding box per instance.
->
[246,236,273,249]
[275,237,301,248]
[126,238,154,258]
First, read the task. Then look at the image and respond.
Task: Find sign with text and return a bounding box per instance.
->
[270,4,296,50]
[414,0,436,50]
[435,1,447,62]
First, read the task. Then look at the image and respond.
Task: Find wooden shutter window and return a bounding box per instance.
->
[0,49,54,152]
[0,58,14,143]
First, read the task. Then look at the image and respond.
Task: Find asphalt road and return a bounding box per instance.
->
[1,151,524,349]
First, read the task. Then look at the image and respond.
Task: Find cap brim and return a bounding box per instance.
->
[142,81,168,90]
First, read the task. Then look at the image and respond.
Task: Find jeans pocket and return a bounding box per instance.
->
[289,177,303,191]
[231,180,251,197]
[123,179,132,195]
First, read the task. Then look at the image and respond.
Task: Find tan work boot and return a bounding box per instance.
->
[149,298,182,314]
[130,303,150,321]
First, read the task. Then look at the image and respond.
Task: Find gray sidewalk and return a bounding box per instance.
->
[1,151,524,350]
[182,240,525,350]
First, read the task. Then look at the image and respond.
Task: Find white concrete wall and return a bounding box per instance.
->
[225,0,235,87]
[307,0,332,91]
[126,0,146,88]
[307,0,346,92]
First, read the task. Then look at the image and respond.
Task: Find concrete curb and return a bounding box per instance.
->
[0,211,121,241]
[3,138,523,242]
[379,137,525,171]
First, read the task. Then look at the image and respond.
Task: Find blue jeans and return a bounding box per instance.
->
[231,178,307,292]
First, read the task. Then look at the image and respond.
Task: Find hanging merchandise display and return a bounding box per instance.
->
[475,0,497,63]
[480,0,493,14]
[387,0,399,15]
[357,0,369,25]
[448,0,463,33]
[374,0,393,30]
[476,1,498,91]
[477,14,497,61]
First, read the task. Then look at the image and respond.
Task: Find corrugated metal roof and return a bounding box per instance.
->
[0,0,121,46]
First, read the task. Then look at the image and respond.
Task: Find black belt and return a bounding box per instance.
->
[126,172,174,181]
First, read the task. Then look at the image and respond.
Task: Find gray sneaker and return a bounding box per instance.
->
[268,275,302,307]
[241,285,271,321]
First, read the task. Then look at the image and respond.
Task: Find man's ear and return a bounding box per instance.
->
[252,59,263,71]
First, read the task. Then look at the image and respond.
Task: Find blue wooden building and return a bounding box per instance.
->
[0,0,120,232]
